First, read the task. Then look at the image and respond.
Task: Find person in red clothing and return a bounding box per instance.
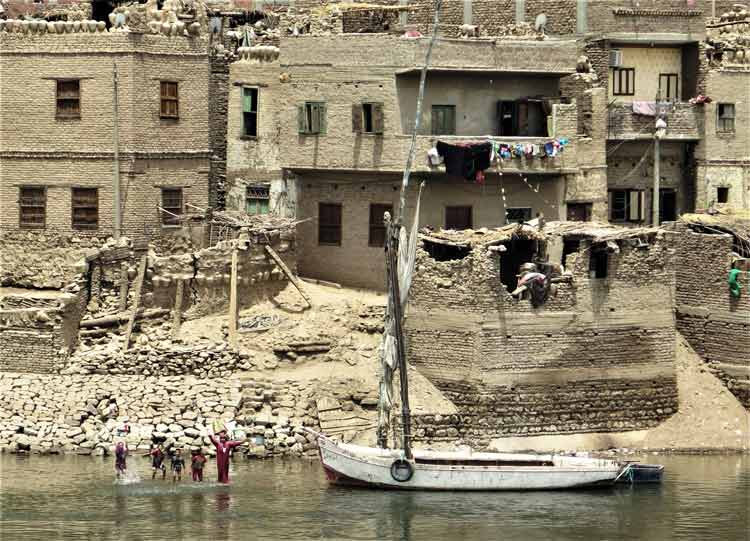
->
[209,430,244,484]
[191,448,207,482]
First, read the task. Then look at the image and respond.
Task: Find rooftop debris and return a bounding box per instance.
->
[211,210,300,231]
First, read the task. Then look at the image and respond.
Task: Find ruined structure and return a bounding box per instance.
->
[405,222,679,443]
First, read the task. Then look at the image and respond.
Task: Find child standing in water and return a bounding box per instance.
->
[150,444,166,480]
[191,449,207,482]
[171,448,185,483]
[115,441,128,479]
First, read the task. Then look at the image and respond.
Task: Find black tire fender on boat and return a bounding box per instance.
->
[390,459,414,482]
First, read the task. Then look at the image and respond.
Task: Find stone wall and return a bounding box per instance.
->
[673,223,750,409]
[404,229,678,443]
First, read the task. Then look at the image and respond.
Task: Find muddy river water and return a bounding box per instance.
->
[0,454,747,540]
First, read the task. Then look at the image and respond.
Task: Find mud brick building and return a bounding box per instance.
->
[404,223,679,442]
[0,18,213,242]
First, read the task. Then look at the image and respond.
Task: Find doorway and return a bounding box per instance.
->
[499,238,537,292]
[659,189,677,222]
[567,203,592,222]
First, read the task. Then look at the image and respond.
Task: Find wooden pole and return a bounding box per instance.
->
[118,262,129,312]
[123,255,147,350]
[228,249,239,349]
[264,245,312,307]
[386,223,412,460]
[172,279,184,340]
[112,62,121,240]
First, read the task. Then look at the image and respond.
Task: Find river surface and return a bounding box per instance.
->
[0,454,748,541]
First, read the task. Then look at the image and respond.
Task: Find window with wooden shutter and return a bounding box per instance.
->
[160,81,179,119]
[19,187,46,229]
[658,73,679,101]
[242,87,258,137]
[431,105,456,135]
[717,103,735,132]
[445,205,472,230]
[72,188,99,230]
[608,189,644,223]
[318,203,342,245]
[612,68,635,96]
[354,103,385,135]
[368,203,392,247]
[246,185,270,215]
[161,188,183,225]
[56,80,80,118]
[299,102,326,135]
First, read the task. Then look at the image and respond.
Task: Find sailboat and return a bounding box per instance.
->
[308,0,660,491]
[308,204,634,490]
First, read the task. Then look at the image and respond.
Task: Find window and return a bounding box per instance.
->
[612,68,635,96]
[19,187,46,229]
[72,188,98,230]
[242,87,258,137]
[246,185,269,215]
[717,187,729,204]
[160,81,179,119]
[717,103,735,132]
[567,203,592,222]
[56,80,80,118]
[589,250,608,279]
[506,207,532,224]
[658,74,679,101]
[431,105,456,136]
[608,189,644,222]
[496,100,548,137]
[368,203,392,247]
[318,203,342,245]
[352,102,384,134]
[161,188,183,225]
[445,206,472,230]
[298,102,326,135]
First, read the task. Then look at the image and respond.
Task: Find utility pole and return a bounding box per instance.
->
[653,89,668,227]
[112,62,121,239]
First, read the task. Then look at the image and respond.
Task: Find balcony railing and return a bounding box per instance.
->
[607,102,703,141]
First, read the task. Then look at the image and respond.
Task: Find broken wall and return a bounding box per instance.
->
[673,223,750,409]
[404,232,678,445]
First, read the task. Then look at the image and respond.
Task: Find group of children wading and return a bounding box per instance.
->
[114,428,244,484]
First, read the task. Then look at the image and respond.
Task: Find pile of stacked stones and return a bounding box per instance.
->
[0,373,243,456]
[62,323,256,377]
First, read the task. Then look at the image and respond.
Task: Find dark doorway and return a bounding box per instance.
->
[567,203,592,222]
[499,238,537,292]
[561,237,581,267]
[589,250,608,279]
[717,186,729,204]
[445,206,472,230]
[659,189,677,222]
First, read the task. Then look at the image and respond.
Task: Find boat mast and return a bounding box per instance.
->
[385,0,443,459]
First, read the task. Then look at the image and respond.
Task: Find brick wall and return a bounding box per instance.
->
[403,232,679,439]
[0,32,212,241]
[673,223,750,409]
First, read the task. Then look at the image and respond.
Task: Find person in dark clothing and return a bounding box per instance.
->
[114,442,128,479]
[191,449,207,482]
[150,444,166,480]
[171,448,185,483]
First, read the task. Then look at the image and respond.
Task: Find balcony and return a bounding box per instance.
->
[607,102,703,141]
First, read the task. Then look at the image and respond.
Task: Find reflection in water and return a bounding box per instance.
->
[0,455,748,541]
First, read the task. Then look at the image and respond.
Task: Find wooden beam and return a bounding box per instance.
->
[123,255,147,351]
[80,308,170,329]
[264,245,312,307]
[118,262,129,312]
[228,249,239,349]
[172,279,184,341]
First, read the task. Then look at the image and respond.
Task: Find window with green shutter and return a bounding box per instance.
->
[242,87,258,137]
[431,105,456,135]
[246,185,270,215]
[298,102,327,135]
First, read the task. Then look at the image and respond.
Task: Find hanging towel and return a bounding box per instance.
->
[632,101,657,116]
[728,268,743,297]
[436,141,492,181]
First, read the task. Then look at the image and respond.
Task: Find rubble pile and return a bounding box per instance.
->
[62,323,255,377]
[706,9,750,66]
[494,21,547,40]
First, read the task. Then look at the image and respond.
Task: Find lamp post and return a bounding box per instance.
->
[652,90,668,226]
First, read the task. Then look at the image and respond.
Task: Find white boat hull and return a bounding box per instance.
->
[318,436,624,491]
